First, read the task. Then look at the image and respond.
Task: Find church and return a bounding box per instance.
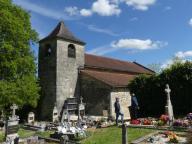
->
[38,21,154,120]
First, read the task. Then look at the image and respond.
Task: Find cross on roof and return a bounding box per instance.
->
[165,84,171,94]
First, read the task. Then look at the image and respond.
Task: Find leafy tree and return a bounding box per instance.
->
[0,0,40,112]
[147,63,162,73]
[128,61,192,117]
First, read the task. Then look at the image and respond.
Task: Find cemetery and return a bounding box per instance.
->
[0,0,192,144]
[0,83,192,144]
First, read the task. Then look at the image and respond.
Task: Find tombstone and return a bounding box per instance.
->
[78,97,85,120]
[28,112,35,125]
[5,104,20,144]
[165,84,174,125]
[103,110,108,117]
[61,110,69,123]
[53,105,59,123]
[0,110,5,130]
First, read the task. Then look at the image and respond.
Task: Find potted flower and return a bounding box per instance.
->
[173,120,183,127]
[143,119,152,125]
[187,113,192,120]
[169,133,179,143]
[130,119,141,125]
[159,114,169,125]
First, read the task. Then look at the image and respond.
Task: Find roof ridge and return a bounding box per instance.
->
[85,53,133,64]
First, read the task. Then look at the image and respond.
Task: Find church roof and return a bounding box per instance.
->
[39,21,85,45]
[85,54,154,74]
[81,69,136,87]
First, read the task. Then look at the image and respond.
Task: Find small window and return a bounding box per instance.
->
[68,44,76,58]
[45,44,52,57]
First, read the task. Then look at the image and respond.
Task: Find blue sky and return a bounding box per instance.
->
[13,0,192,68]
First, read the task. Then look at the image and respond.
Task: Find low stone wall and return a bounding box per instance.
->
[110,88,131,120]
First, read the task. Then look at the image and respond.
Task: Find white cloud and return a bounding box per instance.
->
[175,51,192,58]
[124,0,156,11]
[64,6,79,16]
[87,38,167,55]
[71,0,121,17]
[189,18,192,27]
[92,0,121,16]
[63,0,156,18]
[13,0,73,20]
[87,25,119,36]
[80,9,93,16]
[161,59,174,69]
[111,39,166,50]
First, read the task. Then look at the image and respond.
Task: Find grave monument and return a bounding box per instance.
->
[5,104,19,144]
[165,84,174,125]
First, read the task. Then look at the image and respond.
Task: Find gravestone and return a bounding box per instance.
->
[5,104,20,144]
[103,110,108,117]
[0,110,5,130]
[165,84,174,125]
[28,112,35,124]
[53,105,59,123]
[61,110,69,123]
[78,97,85,120]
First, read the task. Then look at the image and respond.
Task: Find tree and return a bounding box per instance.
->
[0,0,40,112]
[128,61,192,117]
[147,63,162,73]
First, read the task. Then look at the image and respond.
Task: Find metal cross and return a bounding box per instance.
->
[10,104,18,118]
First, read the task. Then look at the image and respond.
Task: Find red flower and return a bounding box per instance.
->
[130,119,141,125]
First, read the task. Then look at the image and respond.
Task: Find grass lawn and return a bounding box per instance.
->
[81,126,155,144]
[0,131,4,143]
[1,127,154,144]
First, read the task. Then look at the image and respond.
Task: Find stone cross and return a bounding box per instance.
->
[164,84,174,124]
[80,97,83,104]
[165,84,171,96]
[10,104,18,118]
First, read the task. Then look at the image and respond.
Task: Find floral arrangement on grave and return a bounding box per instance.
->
[173,120,183,127]
[143,119,152,125]
[163,131,179,143]
[130,119,141,125]
[157,114,169,126]
[187,113,192,121]
[173,119,189,127]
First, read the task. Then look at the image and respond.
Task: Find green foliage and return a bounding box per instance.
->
[0,131,4,142]
[128,61,192,117]
[0,0,40,111]
[18,128,36,138]
[147,63,162,73]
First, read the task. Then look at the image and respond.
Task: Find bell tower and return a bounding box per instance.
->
[38,21,85,120]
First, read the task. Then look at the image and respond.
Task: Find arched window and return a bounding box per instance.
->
[68,44,76,58]
[45,44,52,57]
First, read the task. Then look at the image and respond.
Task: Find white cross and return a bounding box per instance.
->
[80,97,83,104]
[165,84,171,94]
[10,104,18,117]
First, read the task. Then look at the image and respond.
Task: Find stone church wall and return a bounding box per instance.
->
[82,75,111,116]
[38,40,57,120]
[56,40,84,114]
[110,88,131,120]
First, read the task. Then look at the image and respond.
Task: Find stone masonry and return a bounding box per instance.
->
[110,88,131,120]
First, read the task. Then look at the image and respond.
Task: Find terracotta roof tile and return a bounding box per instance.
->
[81,69,137,87]
[85,54,154,74]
